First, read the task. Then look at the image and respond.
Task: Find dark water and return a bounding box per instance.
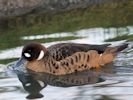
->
[0,26,133,100]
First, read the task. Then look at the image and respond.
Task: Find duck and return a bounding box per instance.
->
[12,42,128,75]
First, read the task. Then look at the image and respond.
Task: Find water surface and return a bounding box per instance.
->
[0,26,133,100]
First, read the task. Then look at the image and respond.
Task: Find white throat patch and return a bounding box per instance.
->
[37,80,45,87]
[24,53,31,58]
[37,50,44,60]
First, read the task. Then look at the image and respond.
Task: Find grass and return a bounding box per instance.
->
[0,1,133,50]
[0,36,81,50]
[0,58,18,64]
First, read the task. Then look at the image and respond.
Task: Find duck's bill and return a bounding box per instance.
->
[9,58,28,74]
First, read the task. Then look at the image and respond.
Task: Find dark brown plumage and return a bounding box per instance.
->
[48,43,110,61]
[12,42,128,75]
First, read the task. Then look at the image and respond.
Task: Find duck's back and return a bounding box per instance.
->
[48,43,110,61]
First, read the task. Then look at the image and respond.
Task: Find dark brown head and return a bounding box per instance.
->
[12,42,48,74]
[22,42,48,61]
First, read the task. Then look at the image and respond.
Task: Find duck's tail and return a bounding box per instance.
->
[104,43,128,54]
[98,43,128,66]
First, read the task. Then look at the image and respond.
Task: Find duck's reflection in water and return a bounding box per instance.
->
[30,69,103,87]
[17,63,116,99]
[33,64,115,86]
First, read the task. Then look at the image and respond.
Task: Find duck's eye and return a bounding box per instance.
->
[24,53,31,58]
[37,50,44,60]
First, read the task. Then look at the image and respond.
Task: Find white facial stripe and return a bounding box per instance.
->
[37,80,45,87]
[25,83,31,86]
[24,53,31,58]
[37,50,44,60]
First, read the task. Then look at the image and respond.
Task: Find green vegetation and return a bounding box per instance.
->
[0,36,81,50]
[0,1,133,50]
[105,34,133,42]
[0,58,18,64]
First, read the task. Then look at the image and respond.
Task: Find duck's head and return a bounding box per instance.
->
[12,42,48,74]
[22,42,47,61]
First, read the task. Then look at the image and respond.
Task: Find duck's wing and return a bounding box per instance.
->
[48,43,110,61]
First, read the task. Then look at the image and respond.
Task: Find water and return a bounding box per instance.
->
[0,26,133,100]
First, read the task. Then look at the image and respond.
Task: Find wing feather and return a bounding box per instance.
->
[48,43,110,61]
